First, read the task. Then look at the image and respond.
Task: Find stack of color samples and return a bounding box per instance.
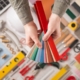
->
[28,32,57,63]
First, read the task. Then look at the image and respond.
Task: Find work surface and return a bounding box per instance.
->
[0,1,80,80]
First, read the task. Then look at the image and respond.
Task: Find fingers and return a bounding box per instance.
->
[43,28,53,41]
[26,36,34,47]
[31,35,42,48]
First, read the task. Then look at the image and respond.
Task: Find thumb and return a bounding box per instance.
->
[31,35,42,48]
[43,29,52,41]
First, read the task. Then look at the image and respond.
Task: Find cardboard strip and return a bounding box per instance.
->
[40,40,44,63]
[30,47,38,60]
[45,42,53,63]
[35,47,42,62]
[34,1,60,62]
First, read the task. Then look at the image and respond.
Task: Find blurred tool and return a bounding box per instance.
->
[57,34,73,48]
[2,54,8,59]
[0,35,5,39]
[72,2,80,13]
[60,39,78,61]
[25,68,40,80]
[51,65,70,80]
[68,22,78,31]
[74,43,80,53]
[20,61,35,76]
[66,76,76,80]
[0,51,26,80]
[55,29,69,45]
[60,71,72,80]
[58,37,76,52]
[2,39,10,43]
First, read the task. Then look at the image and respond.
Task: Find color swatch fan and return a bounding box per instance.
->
[28,1,60,63]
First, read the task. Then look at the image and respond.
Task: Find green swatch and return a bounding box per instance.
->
[31,47,38,60]
[30,32,43,60]
[66,9,76,20]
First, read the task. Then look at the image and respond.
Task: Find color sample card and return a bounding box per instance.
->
[0,42,13,68]
[66,9,76,20]
[72,2,80,13]
[75,53,80,63]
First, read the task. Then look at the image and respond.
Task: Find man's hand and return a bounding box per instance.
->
[43,13,61,41]
[24,21,42,48]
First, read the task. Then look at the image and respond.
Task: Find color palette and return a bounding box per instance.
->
[29,33,55,63]
[29,1,60,63]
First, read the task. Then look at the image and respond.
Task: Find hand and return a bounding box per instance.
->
[43,13,61,41]
[24,21,42,48]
